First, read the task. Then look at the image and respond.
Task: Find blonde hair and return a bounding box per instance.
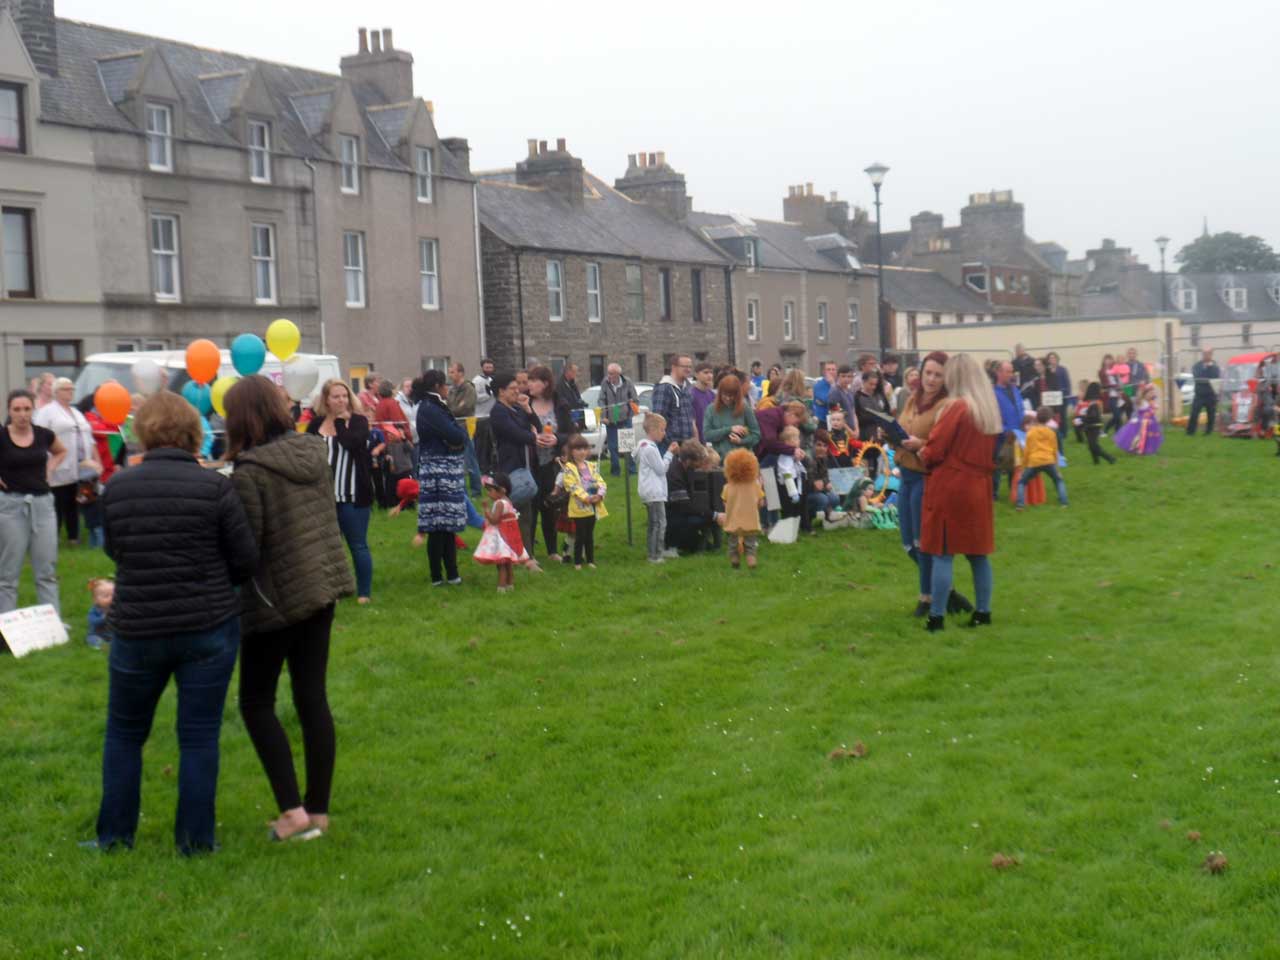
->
[642,412,667,434]
[313,378,366,417]
[779,425,800,445]
[941,353,1001,435]
[134,390,204,453]
[780,368,809,398]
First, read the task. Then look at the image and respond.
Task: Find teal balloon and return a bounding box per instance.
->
[231,333,267,376]
[182,380,212,415]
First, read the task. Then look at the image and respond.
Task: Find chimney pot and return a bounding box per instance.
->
[538,140,548,155]
[639,154,647,168]
[830,191,838,202]
[656,151,666,166]
[647,152,657,167]
[556,137,566,152]
[358,28,368,53]
[528,139,539,159]
[627,153,637,168]
[382,28,393,50]
[806,182,814,196]
[370,30,382,53]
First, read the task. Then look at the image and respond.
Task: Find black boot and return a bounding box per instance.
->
[966,611,992,627]
[926,615,945,632]
[912,600,931,618]
[946,590,974,614]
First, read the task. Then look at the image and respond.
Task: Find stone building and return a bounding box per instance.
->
[0,3,482,396]
[478,143,733,383]
[882,266,994,354]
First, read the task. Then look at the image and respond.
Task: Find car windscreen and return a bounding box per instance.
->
[74,362,193,403]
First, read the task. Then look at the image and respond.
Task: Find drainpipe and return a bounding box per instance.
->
[303,158,326,355]
[724,264,736,365]
[514,249,527,368]
[472,182,486,359]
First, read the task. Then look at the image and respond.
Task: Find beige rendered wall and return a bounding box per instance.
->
[734,269,875,373]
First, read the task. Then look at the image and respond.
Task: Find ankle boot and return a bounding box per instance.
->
[947,590,974,614]
[966,611,992,627]
[925,614,945,632]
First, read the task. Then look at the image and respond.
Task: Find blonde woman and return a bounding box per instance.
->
[918,353,1002,631]
[306,380,373,603]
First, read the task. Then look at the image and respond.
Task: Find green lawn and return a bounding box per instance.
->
[3,431,1279,959]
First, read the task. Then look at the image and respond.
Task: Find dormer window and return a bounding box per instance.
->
[248,121,271,183]
[965,270,987,294]
[339,135,360,194]
[1267,276,1280,307]
[0,82,26,154]
[1171,277,1197,312]
[415,147,434,203]
[744,239,757,272]
[146,103,173,172]
[1220,280,1247,312]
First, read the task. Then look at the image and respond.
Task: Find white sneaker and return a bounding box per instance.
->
[661,548,680,559]
[648,557,665,564]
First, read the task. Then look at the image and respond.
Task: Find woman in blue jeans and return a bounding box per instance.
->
[93,391,257,854]
[307,380,374,603]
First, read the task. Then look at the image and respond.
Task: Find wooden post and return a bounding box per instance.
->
[1164,321,1176,423]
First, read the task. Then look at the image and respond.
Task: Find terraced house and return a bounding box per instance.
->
[0,1,482,395]
[478,144,733,383]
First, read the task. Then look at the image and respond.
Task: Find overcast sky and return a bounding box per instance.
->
[60,0,1278,265]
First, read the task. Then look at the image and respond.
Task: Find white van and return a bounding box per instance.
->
[74,350,342,406]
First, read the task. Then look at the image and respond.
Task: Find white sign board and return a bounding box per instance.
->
[616,427,636,454]
[1041,390,1063,407]
[0,605,69,658]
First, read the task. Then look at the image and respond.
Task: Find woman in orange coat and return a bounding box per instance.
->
[919,353,1002,631]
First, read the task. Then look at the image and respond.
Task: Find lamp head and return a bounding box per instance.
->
[864,162,889,188]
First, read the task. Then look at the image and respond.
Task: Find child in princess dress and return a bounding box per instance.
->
[1113,384,1163,455]
[472,472,531,592]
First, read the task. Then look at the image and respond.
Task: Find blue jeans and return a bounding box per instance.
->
[465,495,484,529]
[929,554,992,618]
[605,423,635,475]
[96,618,240,854]
[898,467,933,596]
[1017,465,1068,507]
[807,491,841,517]
[335,503,373,598]
[463,434,483,494]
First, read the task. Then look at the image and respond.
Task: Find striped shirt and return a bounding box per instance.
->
[325,435,357,503]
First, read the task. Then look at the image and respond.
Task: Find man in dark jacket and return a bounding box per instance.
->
[600,362,639,476]
[555,363,586,415]
[1187,348,1221,436]
[96,391,258,855]
[651,355,695,445]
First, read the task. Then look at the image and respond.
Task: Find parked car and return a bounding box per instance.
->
[578,383,654,455]
[74,350,341,407]
[1220,351,1280,438]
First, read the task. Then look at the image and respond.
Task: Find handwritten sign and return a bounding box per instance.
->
[616,427,636,454]
[0,605,69,658]
[1041,390,1063,407]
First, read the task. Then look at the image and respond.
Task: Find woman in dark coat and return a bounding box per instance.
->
[919,354,1001,632]
[525,365,575,562]
[94,391,257,854]
[411,369,469,585]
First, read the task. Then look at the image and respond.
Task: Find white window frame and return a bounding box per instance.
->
[1268,280,1280,307]
[816,301,828,341]
[1225,285,1247,311]
[250,222,277,305]
[419,238,440,310]
[248,120,271,184]
[149,213,180,302]
[339,135,360,195]
[746,298,760,341]
[782,300,795,341]
[586,261,602,322]
[1176,284,1197,312]
[848,301,859,340]
[415,146,434,203]
[745,239,757,272]
[146,103,173,172]
[546,259,564,321]
[343,231,366,308]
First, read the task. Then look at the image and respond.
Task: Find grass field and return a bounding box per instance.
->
[2,431,1278,959]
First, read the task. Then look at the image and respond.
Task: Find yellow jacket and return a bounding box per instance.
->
[1023,424,1058,468]
[562,460,609,520]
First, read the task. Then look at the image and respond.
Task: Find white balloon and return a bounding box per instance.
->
[132,357,164,394]
[282,354,319,402]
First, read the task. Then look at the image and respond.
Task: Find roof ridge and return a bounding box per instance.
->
[95,49,145,62]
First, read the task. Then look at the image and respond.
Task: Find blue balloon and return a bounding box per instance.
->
[182,380,213,416]
[231,333,267,376]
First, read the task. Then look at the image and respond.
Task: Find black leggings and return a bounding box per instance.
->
[427,531,459,582]
[239,604,336,815]
[573,516,596,565]
[1085,428,1115,464]
[51,483,80,542]
[534,461,560,556]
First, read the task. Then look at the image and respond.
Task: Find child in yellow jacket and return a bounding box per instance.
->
[562,434,608,569]
[1016,407,1068,510]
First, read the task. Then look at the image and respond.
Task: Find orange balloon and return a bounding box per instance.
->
[185,339,221,386]
[94,380,131,426]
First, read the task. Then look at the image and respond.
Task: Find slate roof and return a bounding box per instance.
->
[688,212,853,273]
[880,267,993,315]
[478,172,731,265]
[37,18,470,178]
[1080,272,1280,324]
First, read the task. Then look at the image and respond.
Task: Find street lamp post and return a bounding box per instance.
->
[1155,235,1170,311]
[864,162,890,361]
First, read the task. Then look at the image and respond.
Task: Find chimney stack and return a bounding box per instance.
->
[4,0,59,76]
[648,152,657,167]
[340,25,414,102]
[614,150,690,222]
[517,137,586,210]
[627,153,637,168]
[783,181,830,230]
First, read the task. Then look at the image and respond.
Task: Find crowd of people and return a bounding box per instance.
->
[0,341,1193,854]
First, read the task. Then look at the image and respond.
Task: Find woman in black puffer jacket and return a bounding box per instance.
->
[94,391,257,855]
